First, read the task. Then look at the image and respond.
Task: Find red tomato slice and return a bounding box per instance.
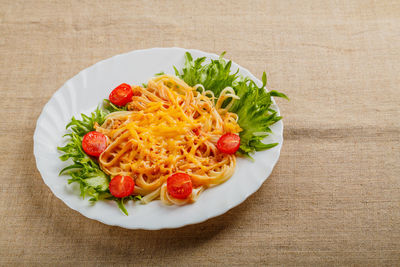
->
[216,133,241,154]
[192,127,200,136]
[109,83,133,106]
[167,173,193,199]
[82,131,107,157]
[109,175,135,198]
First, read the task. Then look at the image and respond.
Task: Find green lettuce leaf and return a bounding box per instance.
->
[103,99,127,113]
[58,129,109,202]
[58,106,138,214]
[175,52,288,157]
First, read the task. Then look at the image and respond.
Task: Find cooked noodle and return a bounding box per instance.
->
[96,75,241,205]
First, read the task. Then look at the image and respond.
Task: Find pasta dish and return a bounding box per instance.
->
[96,75,241,205]
[58,52,287,214]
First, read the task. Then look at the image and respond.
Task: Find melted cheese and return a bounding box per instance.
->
[97,75,241,205]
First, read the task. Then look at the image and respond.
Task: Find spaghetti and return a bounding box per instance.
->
[96,75,241,205]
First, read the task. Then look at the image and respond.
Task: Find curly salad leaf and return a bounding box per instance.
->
[58,107,109,200]
[174,52,288,157]
[57,104,137,215]
[103,99,127,113]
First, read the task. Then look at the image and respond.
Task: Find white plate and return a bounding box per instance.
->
[33,47,283,230]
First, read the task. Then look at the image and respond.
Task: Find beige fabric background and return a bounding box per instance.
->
[1,0,399,265]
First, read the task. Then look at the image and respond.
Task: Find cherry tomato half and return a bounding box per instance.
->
[192,127,200,136]
[82,131,107,157]
[109,83,133,106]
[167,173,193,199]
[216,133,241,154]
[109,175,135,198]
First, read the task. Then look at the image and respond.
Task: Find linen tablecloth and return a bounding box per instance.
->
[1,0,399,265]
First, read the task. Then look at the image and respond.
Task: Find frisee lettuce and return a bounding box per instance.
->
[103,99,127,113]
[175,52,288,157]
[58,131,110,201]
[57,104,139,215]
[108,195,143,215]
[65,107,107,136]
